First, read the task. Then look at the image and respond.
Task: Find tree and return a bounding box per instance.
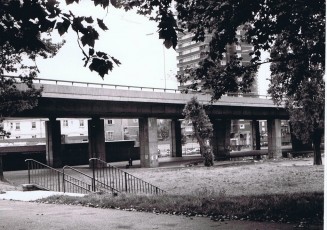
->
[183,97,214,166]
[268,34,324,164]
[173,0,325,165]
[0,0,124,78]
[157,120,170,140]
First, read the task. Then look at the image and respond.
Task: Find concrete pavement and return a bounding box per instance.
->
[0,190,84,201]
[0,199,307,230]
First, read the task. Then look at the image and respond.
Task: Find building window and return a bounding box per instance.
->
[32,135,37,138]
[15,123,20,130]
[240,124,245,129]
[106,131,114,141]
[10,122,13,129]
[16,136,21,139]
[236,45,241,50]
[79,120,84,127]
[133,119,138,123]
[31,122,36,129]
[63,120,68,127]
[0,136,4,140]
[107,119,114,125]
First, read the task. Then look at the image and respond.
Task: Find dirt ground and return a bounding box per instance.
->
[1,157,324,196]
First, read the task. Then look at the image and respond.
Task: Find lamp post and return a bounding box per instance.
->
[146,32,166,89]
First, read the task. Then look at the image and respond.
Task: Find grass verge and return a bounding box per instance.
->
[38,190,323,224]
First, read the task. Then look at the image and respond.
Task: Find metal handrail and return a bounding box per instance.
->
[89,158,165,195]
[5,75,180,93]
[5,75,272,98]
[25,159,92,194]
[63,165,119,193]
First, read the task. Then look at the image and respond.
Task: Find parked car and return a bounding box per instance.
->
[185,148,200,155]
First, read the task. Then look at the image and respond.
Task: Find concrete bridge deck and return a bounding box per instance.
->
[14,78,288,119]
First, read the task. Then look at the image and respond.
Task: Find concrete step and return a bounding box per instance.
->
[21,184,48,192]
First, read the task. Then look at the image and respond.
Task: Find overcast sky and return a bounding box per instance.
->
[34,3,178,89]
[33,2,270,94]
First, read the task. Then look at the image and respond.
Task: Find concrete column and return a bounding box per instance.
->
[88,117,106,162]
[170,119,182,157]
[45,118,62,167]
[0,155,4,180]
[211,119,231,160]
[267,119,282,158]
[139,117,159,168]
[251,120,261,150]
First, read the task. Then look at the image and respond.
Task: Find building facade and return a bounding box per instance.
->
[176,26,258,94]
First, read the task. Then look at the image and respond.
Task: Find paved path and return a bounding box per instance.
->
[0,199,320,230]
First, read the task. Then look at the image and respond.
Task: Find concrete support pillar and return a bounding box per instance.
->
[211,119,231,160]
[0,155,4,180]
[139,117,159,168]
[251,120,261,150]
[45,118,62,167]
[88,117,106,162]
[267,119,282,158]
[170,119,182,157]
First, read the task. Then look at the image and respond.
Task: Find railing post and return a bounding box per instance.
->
[58,171,61,192]
[124,172,128,192]
[92,159,96,192]
[27,161,31,184]
[62,169,66,193]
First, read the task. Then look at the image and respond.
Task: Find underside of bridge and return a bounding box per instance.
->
[43,117,285,168]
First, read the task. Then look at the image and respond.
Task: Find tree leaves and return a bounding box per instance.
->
[56,18,70,36]
[157,11,178,49]
[84,16,94,24]
[80,27,99,47]
[93,0,110,8]
[89,58,113,78]
[66,0,79,5]
[97,18,108,30]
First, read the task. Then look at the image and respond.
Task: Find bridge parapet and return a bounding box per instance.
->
[12,77,279,108]
[11,76,272,99]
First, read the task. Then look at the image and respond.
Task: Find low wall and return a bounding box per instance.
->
[1,140,140,171]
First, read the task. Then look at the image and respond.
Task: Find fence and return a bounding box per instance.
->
[90,158,165,195]
[25,158,165,195]
[25,159,93,194]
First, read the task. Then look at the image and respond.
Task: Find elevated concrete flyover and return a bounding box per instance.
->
[10,78,289,168]
[14,79,288,120]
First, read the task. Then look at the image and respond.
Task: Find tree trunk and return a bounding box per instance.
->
[194,128,213,167]
[0,155,4,181]
[312,130,323,165]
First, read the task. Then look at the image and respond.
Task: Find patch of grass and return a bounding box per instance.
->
[39,190,323,224]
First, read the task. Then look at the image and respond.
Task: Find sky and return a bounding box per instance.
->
[34,2,179,89]
[33,2,270,94]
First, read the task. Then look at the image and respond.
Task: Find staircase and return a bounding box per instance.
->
[89,158,165,195]
[25,158,165,195]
